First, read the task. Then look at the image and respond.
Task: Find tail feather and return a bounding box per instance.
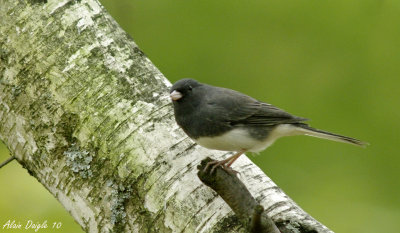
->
[294,124,369,147]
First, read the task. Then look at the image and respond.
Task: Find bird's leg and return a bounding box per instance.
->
[204,150,246,173]
[225,150,246,167]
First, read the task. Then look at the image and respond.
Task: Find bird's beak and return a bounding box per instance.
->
[170,90,182,101]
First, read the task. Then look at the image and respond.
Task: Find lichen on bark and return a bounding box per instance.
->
[0,0,333,232]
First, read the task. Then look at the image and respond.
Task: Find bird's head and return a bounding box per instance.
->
[169,78,202,102]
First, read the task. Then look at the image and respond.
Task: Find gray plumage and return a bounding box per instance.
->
[170,78,367,157]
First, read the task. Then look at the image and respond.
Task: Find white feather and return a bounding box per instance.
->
[195,128,258,152]
[195,124,303,153]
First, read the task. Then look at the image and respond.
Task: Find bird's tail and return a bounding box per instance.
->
[294,124,369,147]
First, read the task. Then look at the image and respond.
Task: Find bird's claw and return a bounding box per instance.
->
[203,160,239,175]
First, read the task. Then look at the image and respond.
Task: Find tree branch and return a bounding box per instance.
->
[198,158,280,233]
[0,156,15,169]
[1,0,334,232]
[198,158,329,232]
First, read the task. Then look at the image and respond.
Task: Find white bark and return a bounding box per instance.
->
[0,0,333,232]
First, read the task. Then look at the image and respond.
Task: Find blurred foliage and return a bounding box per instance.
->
[1,0,399,232]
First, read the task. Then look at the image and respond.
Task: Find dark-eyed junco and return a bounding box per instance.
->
[170,78,367,172]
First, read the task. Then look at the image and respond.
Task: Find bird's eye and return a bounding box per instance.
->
[188,86,193,91]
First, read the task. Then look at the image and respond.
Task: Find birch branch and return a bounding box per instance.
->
[198,158,330,233]
[0,0,333,232]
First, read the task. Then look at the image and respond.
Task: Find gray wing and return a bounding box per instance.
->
[202,86,307,127]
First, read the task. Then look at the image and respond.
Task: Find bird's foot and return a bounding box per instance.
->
[203,159,239,175]
[203,150,246,174]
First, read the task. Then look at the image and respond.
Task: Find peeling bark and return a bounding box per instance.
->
[0,0,333,232]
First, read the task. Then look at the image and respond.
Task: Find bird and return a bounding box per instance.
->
[169,78,367,172]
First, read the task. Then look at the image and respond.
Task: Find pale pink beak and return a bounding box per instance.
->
[170,90,182,101]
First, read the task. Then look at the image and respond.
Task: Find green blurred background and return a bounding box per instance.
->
[1,0,399,232]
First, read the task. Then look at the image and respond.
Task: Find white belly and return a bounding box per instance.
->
[194,124,301,152]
